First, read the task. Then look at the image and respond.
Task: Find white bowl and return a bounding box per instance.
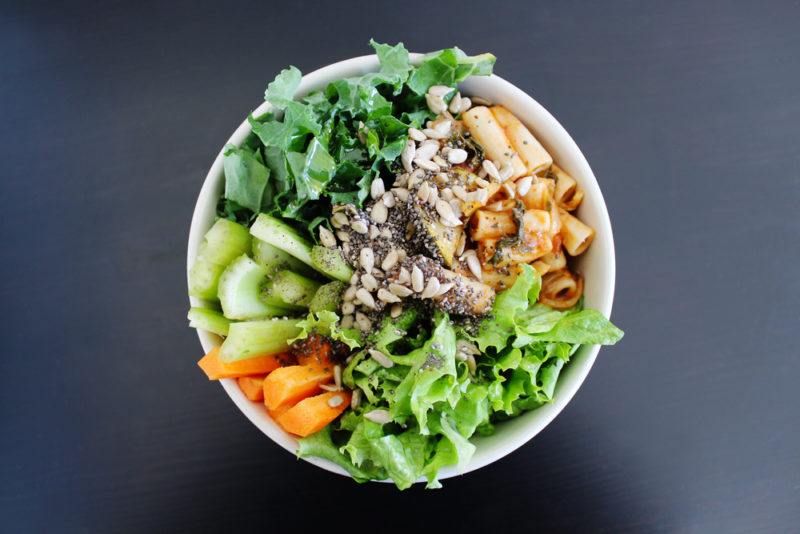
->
[187,53,616,483]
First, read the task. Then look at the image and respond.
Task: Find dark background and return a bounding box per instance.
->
[2,1,798,532]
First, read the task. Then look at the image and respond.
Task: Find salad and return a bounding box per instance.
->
[188,41,623,489]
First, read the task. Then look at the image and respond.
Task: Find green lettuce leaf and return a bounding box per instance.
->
[222,144,271,213]
[297,426,382,482]
[407,48,497,95]
[535,309,624,345]
[289,310,362,349]
[264,66,302,109]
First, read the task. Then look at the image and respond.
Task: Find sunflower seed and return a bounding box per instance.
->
[371,201,388,224]
[377,288,401,303]
[342,300,356,315]
[428,184,439,206]
[467,254,482,280]
[392,187,409,201]
[425,93,446,114]
[434,173,449,187]
[382,191,396,208]
[420,277,441,298]
[356,288,376,309]
[415,158,439,172]
[411,265,424,292]
[417,181,431,203]
[350,273,359,285]
[436,200,462,227]
[331,212,349,228]
[423,128,446,140]
[516,176,533,196]
[326,394,345,408]
[482,159,501,181]
[466,353,477,374]
[455,231,466,256]
[364,408,391,424]
[428,85,453,98]
[457,340,480,355]
[359,247,374,272]
[449,93,462,114]
[390,303,403,318]
[447,148,468,164]
[455,350,468,362]
[474,177,491,189]
[415,140,439,161]
[381,249,399,271]
[350,388,361,409]
[336,230,350,242]
[398,267,411,284]
[395,173,409,187]
[407,169,425,189]
[459,97,472,112]
[449,199,462,218]
[441,187,454,201]
[334,365,342,387]
[340,314,354,329]
[380,228,392,239]
[370,177,385,200]
[503,182,516,198]
[460,249,477,261]
[389,283,413,297]
[401,140,415,172]
[343,286,357,301]
[396,249,407,260]
[408,127,427,142]
[351,219,368,234]
[470,96,492,106]
[434,119,452,136]
[355,312,372,332]
[432,154,448,168]
[451,185,467,200]
[369,224,380,239]
[436,282,454,296]
[500,163,514,181]
[361,273,378,292]
[368,349,394,368]
[320,383,342,392]
[319,226,336,248]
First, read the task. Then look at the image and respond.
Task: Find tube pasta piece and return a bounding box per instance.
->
[491,105,553,174]
[539,270,584,309]
[476,238,498,264]
[559,208,595,256]
[552,164,584,211]
[494,209,553,266]
[461,106,527,180]
[470,209,516,241]
[480,263,524,292]
[540,250,567,272]
[521,176,555,210]
[531,260,550,275]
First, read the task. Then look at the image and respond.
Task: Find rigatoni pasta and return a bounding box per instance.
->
[457,105,598,307]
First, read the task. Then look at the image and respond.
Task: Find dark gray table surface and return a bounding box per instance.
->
[2,1,798,532]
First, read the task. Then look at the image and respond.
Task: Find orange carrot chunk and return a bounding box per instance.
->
[294,334,334,368]
[237,375,266,401]
[276,391,351,437]
[198,347,284,380]
[262,365,334,412]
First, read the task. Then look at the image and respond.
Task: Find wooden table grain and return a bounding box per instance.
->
[1,1,798,532]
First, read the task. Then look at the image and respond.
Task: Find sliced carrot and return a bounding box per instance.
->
[268,405,291,421]
[198,347,284,380]
[294,334,334,368]
[262,365,334,412]
[276,391,351,437]
[237,375,266,401]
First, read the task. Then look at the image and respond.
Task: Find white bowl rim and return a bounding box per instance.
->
[187,52,616,483]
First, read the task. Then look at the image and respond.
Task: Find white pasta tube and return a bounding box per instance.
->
[558,208,595,256]
[520,176,554,210]
[461,106,527,180]
[539,270,584,309]
[540,250,567,272]
[552,164,584,211]
[491,105,553,174]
